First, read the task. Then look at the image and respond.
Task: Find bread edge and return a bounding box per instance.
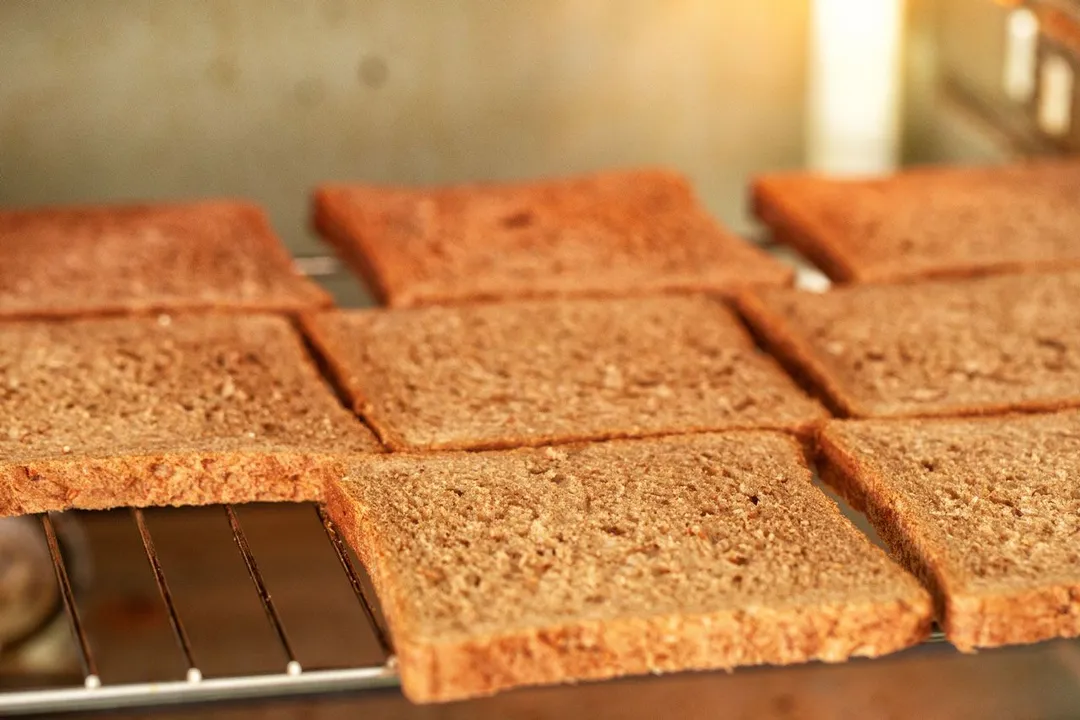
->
[733,290,862,417]
[0,450,346,516]
[750,176,860,283]
[311,189,399,307]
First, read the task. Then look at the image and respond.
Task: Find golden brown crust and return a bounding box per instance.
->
[0,200,332,320]
[732,289,857,417]
[817,416,1080,652]
[751,176,858,283]
[0,314,380,515]
[300,296,827,451]
[325,433,932,703]
[751,161,1080,284]
[311,196,392,305]
[311,169,793,307]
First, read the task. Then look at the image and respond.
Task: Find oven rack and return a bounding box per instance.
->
[0,506,399,716]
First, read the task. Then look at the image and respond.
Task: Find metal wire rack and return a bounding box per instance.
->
[0,506,399,716]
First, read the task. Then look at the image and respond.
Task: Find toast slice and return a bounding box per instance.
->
[313,168,792,307]
[0,314,380,515]
[301,295,827,451]
[736,271,1080,419]
[752,159,1080,284]
[818,412,1080,652]
[0,200,331,319]
[328,432,932,703]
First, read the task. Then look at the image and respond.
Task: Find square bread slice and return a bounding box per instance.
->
[752,159,1080,283]
[327,431,933,703]
[0,314,380,516]
[313,168,793,307]
[0,200,331,319]
[301,295,827,451]
[818,412,1080,652]
[736,271,1080,419]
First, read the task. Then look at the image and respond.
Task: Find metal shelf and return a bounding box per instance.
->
[0,505,399,716]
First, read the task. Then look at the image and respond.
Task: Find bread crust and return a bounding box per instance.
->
[326,433,932,703]
[751,176,858,283]
[733,289,856,417]
[0,451,341,516]
[818,418,1080,652]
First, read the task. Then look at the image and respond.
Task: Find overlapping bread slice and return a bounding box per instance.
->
[0,200,330,319]
[752,159,1080,283]
[328,431,932,702]
[313,168,792,306]
[736,271,1080,419]
[0,313,380,516]
[301,295,827,451]
[818,411,1080,652]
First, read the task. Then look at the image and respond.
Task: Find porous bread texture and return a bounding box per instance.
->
[818,412,1080,652]
[0,313,380,515]
[313,168,793,307]
[301,295,827,451]
[0,200,330,319]
[752,159,1080,283]
[736,271,1080,419]
[327,432,932,703]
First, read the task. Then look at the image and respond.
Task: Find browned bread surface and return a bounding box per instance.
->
[302,295,827,451]
[328,432,932,703]
[313,168,793,306]
[0,314,380,515]
[0,200,331,319]
[818,413,1080,651]
[736,271,1080,419]
[752,160,1080,283]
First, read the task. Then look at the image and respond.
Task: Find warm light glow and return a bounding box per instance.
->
[808,0,904,175]
[1038,52,1074,137]
[1003,7,1039,102]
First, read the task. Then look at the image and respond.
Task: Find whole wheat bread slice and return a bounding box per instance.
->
[0,200,331,319]
[736,271,1080,419]
[301,295,827,451]
[313,168,793,307]
[817,412,1080,652]
[0,314,380,516]
[328,432,932,703]
[752,159,1080,283]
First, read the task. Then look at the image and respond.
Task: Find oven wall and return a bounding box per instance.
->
[0,0,811,252]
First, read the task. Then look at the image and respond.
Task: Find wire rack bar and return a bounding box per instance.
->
[0,666,398,716]
[315,505,395,660]
[224,505,302,675]
[39,513,100,689]
[131,508,201,682]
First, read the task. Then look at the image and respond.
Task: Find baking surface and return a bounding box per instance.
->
[3,265,1079,716]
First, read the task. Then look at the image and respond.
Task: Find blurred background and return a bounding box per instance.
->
[3,0,1077,256]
